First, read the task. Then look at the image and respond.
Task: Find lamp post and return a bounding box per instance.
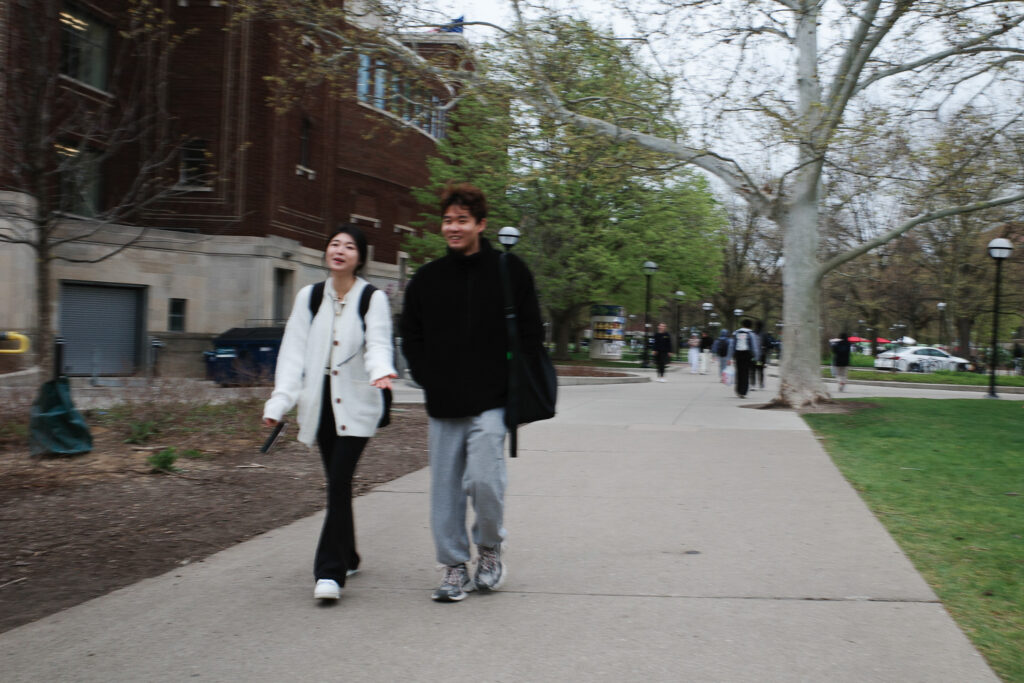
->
[674,291,686,360]
[641,261,658,368]
[936,302,946,348]
[986,238,1013,399]
[702,302,713,332]
[733,308,743,330]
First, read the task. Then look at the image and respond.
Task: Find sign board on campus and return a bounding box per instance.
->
[590,305,626,360]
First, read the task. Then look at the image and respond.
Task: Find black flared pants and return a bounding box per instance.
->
[315,377,368,584]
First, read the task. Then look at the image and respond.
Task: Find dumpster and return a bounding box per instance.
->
[204,327,284,386]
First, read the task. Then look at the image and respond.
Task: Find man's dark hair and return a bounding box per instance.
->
[325,223,369,273]
[440,182,488,222]
[742,319,752,328]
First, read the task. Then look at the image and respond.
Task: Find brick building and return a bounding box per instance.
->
[0,1,460,376]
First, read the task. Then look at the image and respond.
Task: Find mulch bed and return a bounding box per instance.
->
[0,402,428,634]
[554,365,630,377]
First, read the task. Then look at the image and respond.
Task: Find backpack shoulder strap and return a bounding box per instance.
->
[308,281,325,318]
[357,283,378,331]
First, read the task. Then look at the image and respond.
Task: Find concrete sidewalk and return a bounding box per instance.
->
[0,372,1000,681]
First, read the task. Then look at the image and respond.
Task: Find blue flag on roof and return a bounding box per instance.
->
[440,16,464,33]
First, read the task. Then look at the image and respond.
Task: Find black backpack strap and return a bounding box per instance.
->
[499,253,520,458]
[310,281,377,326]
[358,284,377,331]
[308,281,325,319]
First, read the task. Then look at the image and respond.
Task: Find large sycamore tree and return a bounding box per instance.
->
[501,0,1024,406]
[247,0,1024,405]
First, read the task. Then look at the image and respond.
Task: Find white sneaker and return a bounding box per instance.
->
[314,579,341,600]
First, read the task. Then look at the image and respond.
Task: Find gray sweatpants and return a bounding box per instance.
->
[428,407,507,567]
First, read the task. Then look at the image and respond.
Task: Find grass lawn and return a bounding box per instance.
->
[803,399,1024,682]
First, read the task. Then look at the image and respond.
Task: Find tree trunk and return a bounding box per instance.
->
[955,316,972,359]
[776,190,830,407]
[35,246,54,377]
[773,3,830,408]
[550,310,574,360]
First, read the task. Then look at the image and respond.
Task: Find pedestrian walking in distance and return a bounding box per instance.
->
[652,322,672,382]
[831,332,852,392]
[699,331,713,374]
[714,329,731,380]
[262,224,397,602]
[728,319,761,399]
[750,320,768,390]
[401,182,545,602]
[687,333,701,374]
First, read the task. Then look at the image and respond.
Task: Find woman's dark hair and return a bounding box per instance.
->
[325,223,368,273]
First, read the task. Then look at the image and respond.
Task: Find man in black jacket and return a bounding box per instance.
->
[400,183,543,602]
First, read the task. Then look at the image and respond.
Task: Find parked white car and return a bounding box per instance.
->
[874,346,970,372]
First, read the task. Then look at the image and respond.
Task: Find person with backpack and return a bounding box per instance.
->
[714,328,731,380]
[262,223,397,602]
[750,320,768,390]
[728,319,761,398]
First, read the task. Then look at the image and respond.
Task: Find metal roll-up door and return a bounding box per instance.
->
[60,283,143,376]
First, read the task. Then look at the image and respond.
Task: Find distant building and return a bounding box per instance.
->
[0,1,461,376]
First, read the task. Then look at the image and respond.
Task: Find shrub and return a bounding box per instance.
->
[146,447,179,473]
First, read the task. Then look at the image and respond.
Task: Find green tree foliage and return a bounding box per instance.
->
[406,19,725,358]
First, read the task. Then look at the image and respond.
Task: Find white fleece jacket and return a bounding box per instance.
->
[263,278,396,445]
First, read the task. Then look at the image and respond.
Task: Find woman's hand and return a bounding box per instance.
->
[371,373,398,390]
[263,418,279,428]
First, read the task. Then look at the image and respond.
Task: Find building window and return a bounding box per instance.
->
[59,4,110,91]
[357,54,371,103]
[429,97,447,139]
[356,53,446,138]
[373,60,388,110]
[56,144,102,217]
[179,139,211,187]
[168,298,187,332]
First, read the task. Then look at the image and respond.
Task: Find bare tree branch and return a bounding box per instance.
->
[817,190,1024,281]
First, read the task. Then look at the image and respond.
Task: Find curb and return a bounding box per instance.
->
[557,372,650,385]
[824,378,1024,394]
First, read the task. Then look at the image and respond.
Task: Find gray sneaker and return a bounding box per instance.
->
[432,564,474,602]
[474,544,506,591]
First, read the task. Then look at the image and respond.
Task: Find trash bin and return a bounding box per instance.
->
[204,327,284,386]
[29,336,92,456]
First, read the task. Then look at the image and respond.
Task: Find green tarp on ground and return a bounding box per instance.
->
[29,377,92,456]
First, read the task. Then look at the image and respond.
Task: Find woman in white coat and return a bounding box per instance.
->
[263,224,397,602]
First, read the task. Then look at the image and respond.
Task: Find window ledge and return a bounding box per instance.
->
[295,164,317,180]
[355,102,441,142]
[57,74,114,100]
[173,184,214,192]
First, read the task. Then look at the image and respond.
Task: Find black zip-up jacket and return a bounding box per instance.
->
[400,237,544,419]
